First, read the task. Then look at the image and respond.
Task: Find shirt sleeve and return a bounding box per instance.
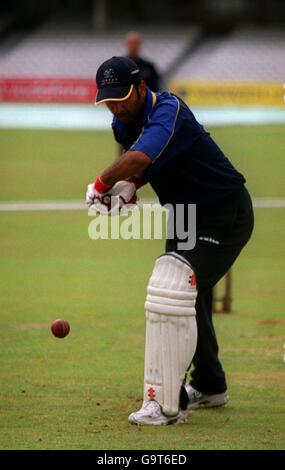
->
[130,96,180,162]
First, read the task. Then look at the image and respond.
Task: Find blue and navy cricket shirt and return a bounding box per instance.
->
[112,87,245,212]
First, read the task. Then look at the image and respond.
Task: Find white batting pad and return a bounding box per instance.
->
[143,252,197,416]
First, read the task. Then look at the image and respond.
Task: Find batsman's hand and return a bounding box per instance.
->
[110,180,138,205]
[86,179,138,214]
[86,177,113,208]
[86,183,103,208]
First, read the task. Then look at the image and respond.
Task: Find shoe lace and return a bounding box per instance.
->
[188,387,202,400]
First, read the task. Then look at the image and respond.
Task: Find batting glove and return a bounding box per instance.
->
[86,177,112,208]
[110,180,138,205]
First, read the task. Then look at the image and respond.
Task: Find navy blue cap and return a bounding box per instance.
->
[95,56,141,104]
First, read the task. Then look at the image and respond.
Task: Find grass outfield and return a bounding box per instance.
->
[0,125,285,449]
[0,124,285,200]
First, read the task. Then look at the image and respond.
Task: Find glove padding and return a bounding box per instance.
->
[86,183,100,208]
[110,180,137,204]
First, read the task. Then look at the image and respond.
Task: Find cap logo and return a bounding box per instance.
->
[101,68,119,86]
[104,68,114,79]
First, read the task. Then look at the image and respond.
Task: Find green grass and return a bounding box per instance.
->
[0,210,284,450]
[0,124,285,449]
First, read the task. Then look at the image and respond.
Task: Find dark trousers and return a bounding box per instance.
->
[165,187,254,394]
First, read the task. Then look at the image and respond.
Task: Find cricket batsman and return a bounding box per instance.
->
[86,57,254,425]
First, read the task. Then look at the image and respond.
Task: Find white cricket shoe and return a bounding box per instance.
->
[185,384,229,410]
[128,400,188,426]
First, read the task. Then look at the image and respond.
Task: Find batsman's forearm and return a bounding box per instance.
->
[100,151,150,187]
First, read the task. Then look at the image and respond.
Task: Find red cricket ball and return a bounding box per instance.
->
[51,319,70,338]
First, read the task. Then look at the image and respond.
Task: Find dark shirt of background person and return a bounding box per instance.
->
[125,31,161,92]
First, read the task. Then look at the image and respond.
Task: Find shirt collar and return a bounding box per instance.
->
[143,87,157,124]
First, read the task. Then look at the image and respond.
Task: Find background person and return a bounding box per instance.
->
[125,31,161,92]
